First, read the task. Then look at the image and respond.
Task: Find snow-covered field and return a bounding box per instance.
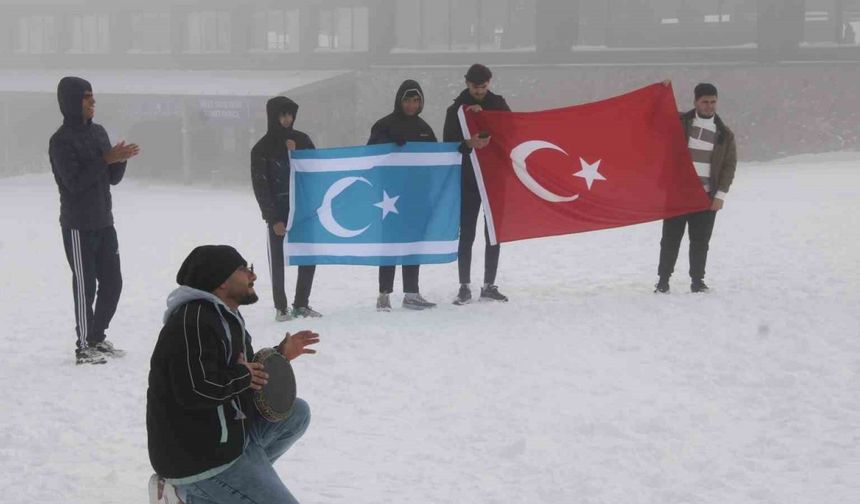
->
[1,153,858,504]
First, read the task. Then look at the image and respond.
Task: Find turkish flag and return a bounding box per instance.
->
[460,83,710,244]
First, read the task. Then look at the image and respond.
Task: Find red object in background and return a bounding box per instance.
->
[459,83,710,244]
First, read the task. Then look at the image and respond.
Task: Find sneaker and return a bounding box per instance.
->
[275,308,293,322]
[376,293,392,312]
[453,284,472,305]
[75,347,107,365]
[480,284,508,302]
[654,277,670,294]
[92,340,125,358]
[148,474,185,504]
[292,306,322,318]
[402,293,437,310]
[691,280,710,293]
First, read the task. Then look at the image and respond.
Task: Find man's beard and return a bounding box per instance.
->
[238,292,259,305]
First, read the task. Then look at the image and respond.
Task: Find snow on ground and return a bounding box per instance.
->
[1,152,858,504]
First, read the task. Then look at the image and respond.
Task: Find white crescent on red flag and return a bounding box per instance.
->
[459,83,711,244]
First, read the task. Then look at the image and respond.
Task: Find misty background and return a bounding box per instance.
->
[0,0,858,185]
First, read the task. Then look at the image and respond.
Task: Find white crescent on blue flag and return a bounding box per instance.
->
[286,142,462,266]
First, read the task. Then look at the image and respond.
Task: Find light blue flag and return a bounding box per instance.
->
[286,142,462,266]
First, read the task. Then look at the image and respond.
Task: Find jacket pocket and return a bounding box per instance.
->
[216,404,228,444]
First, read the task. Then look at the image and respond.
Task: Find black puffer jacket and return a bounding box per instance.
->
[49,76,126,230]
[367,80,438,145]
[147,288,255,481]
[251,97,315,224]
[443,88,510,192]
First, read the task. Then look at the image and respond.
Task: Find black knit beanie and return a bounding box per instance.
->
[176,245,247,293]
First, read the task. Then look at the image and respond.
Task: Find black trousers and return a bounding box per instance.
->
[267,226,316,310]
[458,186,500,285]
[658,210,717,281]
[379,265,419,294]
[61,226,122,350]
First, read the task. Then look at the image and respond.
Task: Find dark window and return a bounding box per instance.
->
[251,9,300,52]
[13,15,58,54]
[317,7,369,51]
[184,11,231,53]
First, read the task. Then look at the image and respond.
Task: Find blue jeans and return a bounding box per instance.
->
[180,398,311,504]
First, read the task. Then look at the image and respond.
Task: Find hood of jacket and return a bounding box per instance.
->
[163,286,248,363]
[265,96,299,143]
[57,76,92,127]
[393,79,425,116]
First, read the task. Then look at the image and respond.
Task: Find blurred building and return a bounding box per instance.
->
[1,0,859,178]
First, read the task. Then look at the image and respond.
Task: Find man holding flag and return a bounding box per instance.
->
[444,64,511,306]
[655,82,737,294]
[458,81,712,254]
[368,79,489,311]
[285,80,487,312]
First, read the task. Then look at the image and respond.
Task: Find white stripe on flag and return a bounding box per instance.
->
[287,240,458,257]
[457,106,500,246]
[292,152,462,173]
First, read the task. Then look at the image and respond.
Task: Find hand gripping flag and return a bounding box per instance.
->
[459,83,711,244]
[286,142,462,266]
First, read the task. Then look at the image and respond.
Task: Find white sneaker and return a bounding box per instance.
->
[275,308,292,322]
[376,293,392,312]
[148,474,185,504]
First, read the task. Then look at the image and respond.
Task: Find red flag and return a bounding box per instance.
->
[460,83,710,244]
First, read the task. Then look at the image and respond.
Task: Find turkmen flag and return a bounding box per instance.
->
[286,142,462,266]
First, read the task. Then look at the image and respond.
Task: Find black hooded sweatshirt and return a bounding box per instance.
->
[367,80,438,146]
[49,76,126,230]
[443,88,510,192]
[251,97,315,224]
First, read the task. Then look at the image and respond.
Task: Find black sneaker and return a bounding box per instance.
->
[76,347,107,365]
[292,306,322,318]
[691,280,709,293]
[480,285,508,302]
[92,340,126,358]
[453,284,472,305]
[654,278,670,293]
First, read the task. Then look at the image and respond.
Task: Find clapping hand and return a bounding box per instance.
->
[277,330,320,361]
[103,141,140,164]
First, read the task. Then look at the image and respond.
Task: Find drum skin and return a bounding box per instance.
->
[252,347,297,422]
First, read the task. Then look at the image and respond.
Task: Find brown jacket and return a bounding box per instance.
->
[681,109,737,197]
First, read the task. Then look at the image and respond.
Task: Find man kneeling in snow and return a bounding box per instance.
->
[146,245,318,504]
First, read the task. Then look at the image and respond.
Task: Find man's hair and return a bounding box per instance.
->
[694,83,718,100]
[465,64,493,84]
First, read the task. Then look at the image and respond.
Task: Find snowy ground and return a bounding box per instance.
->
[1,152,858,504]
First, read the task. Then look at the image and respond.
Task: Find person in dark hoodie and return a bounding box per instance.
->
[368,79,489,312]
[251,96,320,321]
[49,76,139,365]
[147,245,319,504]
[443,64,510,306]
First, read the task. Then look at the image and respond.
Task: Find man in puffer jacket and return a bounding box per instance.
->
[147,245,319,504]
[49,76,139,365]
[251,96,320,321]
[368,79,489,312]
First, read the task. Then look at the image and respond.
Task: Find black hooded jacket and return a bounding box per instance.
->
[250,97,315,224]
[367,80,438,145]
[49,76,127,230]
[147,287,256,481]
[443,88,510,192]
